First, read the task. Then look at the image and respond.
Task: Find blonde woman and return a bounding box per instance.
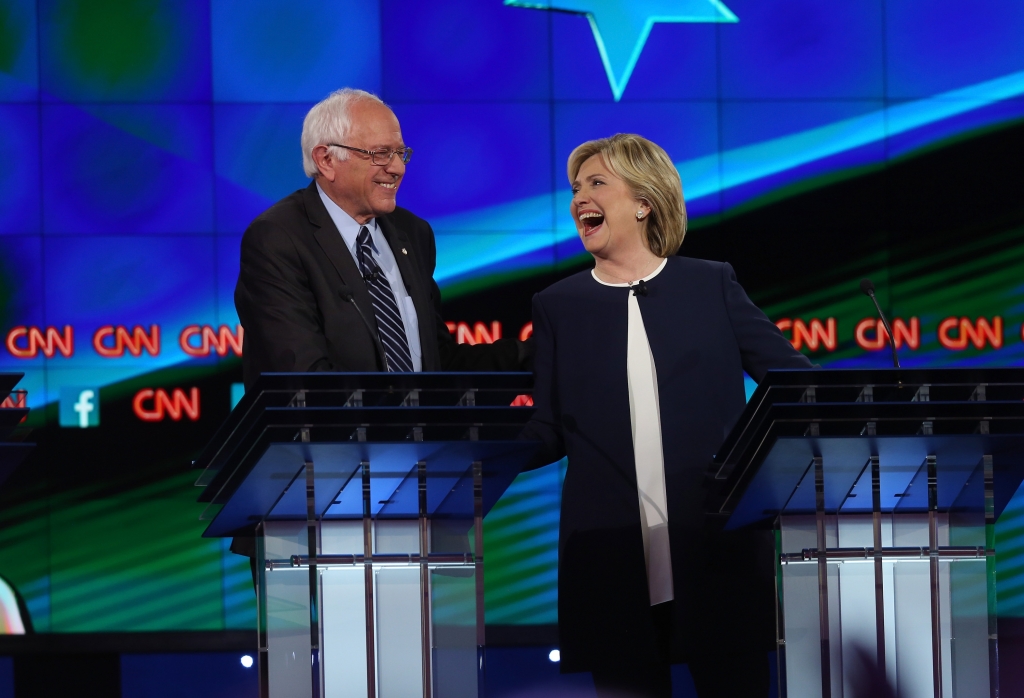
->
[522,134,811,697]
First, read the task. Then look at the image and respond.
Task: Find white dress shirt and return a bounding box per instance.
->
[316,183,422,371]
[592,258,674,605]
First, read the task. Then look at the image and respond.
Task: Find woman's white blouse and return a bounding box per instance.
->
[592,259,674,606]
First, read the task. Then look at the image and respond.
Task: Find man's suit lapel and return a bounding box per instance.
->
[301,183,382,356]
[378,215,441,371]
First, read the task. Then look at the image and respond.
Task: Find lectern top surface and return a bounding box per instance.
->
[202,439,537,538]
[711,367,1024,529]
[0,373,24,399]
[725,434,1024,529]
[0,409,29,432]
[751,366,1024,388]
[194,372,535,494]
[249,371,534,392]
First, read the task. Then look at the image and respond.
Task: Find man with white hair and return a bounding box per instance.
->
[231,89,531,565]
[234,88,531,388]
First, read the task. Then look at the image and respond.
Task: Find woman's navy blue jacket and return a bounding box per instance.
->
[522,255,812,672]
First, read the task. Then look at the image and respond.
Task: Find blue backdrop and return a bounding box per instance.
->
[1,0,1023,632]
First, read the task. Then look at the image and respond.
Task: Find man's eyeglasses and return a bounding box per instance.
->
[328,144,413,165]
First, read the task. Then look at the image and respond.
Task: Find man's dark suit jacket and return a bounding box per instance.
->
[235,181,521,390]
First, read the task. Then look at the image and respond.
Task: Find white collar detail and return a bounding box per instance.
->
[591,258,668,287]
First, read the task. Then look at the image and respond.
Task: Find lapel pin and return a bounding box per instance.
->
[401,248,408,255]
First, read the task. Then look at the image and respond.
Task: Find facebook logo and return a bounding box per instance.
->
[59,387,101,428]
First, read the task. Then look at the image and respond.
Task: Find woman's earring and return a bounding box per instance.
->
[636,210,645,220]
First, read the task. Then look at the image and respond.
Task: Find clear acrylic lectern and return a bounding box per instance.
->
[194,373,536,698]
[709,368,1024,698]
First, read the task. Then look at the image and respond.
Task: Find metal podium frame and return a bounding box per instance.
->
[194,372,535,698]
[709,368,1024,698]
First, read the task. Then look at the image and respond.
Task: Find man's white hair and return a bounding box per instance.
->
[301,88,388,178]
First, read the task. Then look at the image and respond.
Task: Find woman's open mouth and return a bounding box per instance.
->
[579,211,604,236]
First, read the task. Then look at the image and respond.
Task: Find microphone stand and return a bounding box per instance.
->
[860,278,902,384]
[339,286,390,372]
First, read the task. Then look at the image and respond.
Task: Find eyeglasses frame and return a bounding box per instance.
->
[327,143,413,165]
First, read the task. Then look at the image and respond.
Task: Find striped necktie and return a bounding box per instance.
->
[356,226,414,372]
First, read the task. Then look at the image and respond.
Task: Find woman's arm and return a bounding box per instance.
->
[519,293,567,469]
[721,262,813,381]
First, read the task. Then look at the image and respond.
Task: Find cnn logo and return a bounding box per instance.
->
[133,388,200,422]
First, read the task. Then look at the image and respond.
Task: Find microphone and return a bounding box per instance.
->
[859,278,900,369]
[339,286,390,372]
[631,279,648,297]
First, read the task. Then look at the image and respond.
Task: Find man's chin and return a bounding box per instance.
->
[372,198,398,216]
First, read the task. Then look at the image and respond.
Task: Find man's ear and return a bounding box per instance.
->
[312,145,336,182]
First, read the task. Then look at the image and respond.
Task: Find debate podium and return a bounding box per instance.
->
[710,368,1024,698]
[195,373,536,698]
[0,373,33,636]
[0,372,32,489]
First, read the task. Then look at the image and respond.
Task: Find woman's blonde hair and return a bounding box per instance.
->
[567,134,687,257]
